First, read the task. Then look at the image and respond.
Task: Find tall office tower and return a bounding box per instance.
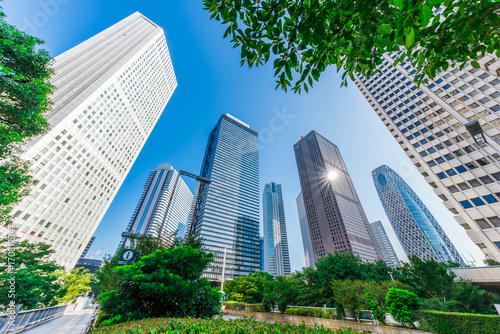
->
[373,165,465,265]
[294,131,381,262]
[119,163,193,249]
[297,192,315,268]
[260,237,265,271]
[2,12,177,268]
[187,114,260,280]
[262,182,291,276]
[354,53,500,262]
[370,221,402,267]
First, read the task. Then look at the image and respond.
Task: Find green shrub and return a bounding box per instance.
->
[262,299,272,313]
[246,303,263,312]
[285,307,336,319]
[91,317,365,333]
[100,246,221,323]
[225,301,246,310]
[386,288,420,327]
[94,312,111,328]
[417,310,500,334]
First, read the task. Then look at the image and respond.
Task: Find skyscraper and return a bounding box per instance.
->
[354,53,500,262]
[370,220,404,267]
[373,165,465,265]
[262,182,291,276]
[297,192,315,268]
[187,114,260,280]
[119,163,193,249]
[294,131,381,262]
[2,12,177,268]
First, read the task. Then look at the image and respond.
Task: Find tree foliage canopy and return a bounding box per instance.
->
[0,238,63,310]
[99,246,221,321]
[0,5,53,222]
[203,0,500,92]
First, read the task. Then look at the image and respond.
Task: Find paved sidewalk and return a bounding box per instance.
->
[223,314,275,324]
[22,309,93,334]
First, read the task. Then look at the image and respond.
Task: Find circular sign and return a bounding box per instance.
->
[122,250,134,261]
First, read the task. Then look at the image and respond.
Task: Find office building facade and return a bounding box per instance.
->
[297,192,315,268]
[2,12,177,268]
[373,165,465,265]
[262,182,291,276]
[354,53,500,262]
[119,163,193,249]
[187,114,260,280]
[370,220,403,267]
[294,131,381,262]
[260,237,265,271]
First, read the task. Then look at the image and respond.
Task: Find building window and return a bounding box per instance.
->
[445,169,457,176]
[476,219,492,229]
[455,166,467,173]
[468,179,482,187]
[459,200,473,209]
[437,172,447,179]
[483,195,498,204]
[479,176,494,184]
[447,185,459,193]
[487,217,500,228]
[470,197,486,206]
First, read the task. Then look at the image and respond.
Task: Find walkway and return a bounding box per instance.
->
[22,309,93,334]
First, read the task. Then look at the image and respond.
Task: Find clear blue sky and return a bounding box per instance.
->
[6,0,484,270]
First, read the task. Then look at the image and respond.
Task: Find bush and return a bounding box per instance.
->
[262,299,272,313]
[99,246,221,322]
[386,288,420,327]
[417,310,500,334]
[246,303,263,312]
[91,317,364,333]
[285,307,337,319]
[225,301,246,310]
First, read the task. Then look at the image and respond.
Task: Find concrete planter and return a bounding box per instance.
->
[225,309,432,334]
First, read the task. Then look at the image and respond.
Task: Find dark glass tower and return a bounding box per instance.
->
[263,182,291,276]
[294,131,381,262]
[188,114,260,280]
[372,165,465,265]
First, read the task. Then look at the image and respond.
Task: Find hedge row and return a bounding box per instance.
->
[91,317,363,333]
[417,310,500,334]
[225,301,246,310]
[285,308,340,320]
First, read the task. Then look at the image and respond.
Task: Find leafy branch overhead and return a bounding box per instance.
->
[0,9,54,222]
[203,0,500,92]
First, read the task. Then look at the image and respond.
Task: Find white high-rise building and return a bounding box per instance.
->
[297,192,315,268]
[354,53,500,262]
[119,163,193,249]
[262,182,291,276]
[3,12,177,268]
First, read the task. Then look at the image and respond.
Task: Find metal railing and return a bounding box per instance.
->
[0,304,67,334]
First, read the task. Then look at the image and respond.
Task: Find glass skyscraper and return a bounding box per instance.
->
[354,53,500,262]
[187,114,260,280]
[297,192,315,268]
[119,163,193,249]
[373,165,465,265]
[294,131,381,262]
[262,182,291,276]
[2,12,177,268]
[370,220,405,267]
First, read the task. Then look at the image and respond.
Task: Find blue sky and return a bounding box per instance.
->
[6,0,484,269]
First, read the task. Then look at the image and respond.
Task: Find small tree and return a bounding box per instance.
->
[57,267,94,303]
[331,280,366,322]
[386,288,420,328]
[0,238,64,310]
